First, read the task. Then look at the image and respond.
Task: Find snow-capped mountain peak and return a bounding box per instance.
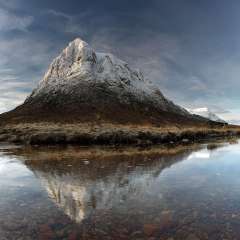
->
[28,38,188,114]
[43,38,94,81]
[42,37,135,83]
[10,37,206,125]
[39,38,145,88]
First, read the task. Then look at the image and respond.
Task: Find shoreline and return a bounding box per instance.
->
[0,123,240,146]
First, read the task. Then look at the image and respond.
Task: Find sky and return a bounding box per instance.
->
[0,0,240,123]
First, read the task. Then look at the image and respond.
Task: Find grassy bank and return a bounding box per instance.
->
[0,123,239,146]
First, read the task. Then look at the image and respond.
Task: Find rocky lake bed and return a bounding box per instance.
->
[1,140,240,239]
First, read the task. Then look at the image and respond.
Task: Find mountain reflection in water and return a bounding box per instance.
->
[1,140,240,240]
[23,145,199,223]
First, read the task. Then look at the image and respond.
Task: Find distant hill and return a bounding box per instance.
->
[187,108,226,124]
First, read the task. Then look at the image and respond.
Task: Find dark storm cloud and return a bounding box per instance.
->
[0,0,240,122]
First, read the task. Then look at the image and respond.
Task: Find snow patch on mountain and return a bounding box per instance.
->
[187,107,226,123]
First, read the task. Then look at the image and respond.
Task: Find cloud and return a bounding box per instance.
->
[218,112,240,125]
[0,8,33,32]
[0,0,20,10]
[0,36,60,113]
[0,36,58,74]
[45,9,71,19]
[208,105,230,114]
[0,1,239,117]
[42,9,86,35]
[89,28,222,104]
[0,67,31,113]
[0,91,27,113]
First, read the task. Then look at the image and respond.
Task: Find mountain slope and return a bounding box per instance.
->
[0,38,209,126]
[188,108,226,123]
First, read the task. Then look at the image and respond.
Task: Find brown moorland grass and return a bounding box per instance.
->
[0,122,239,145]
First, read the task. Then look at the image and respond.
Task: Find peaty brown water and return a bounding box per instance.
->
[0,141,240,240]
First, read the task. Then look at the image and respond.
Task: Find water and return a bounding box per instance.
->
[0,140,240,239]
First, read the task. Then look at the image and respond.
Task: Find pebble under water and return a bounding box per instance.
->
[0,141,240,240]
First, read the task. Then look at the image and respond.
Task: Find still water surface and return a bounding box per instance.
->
[0,141,240,240]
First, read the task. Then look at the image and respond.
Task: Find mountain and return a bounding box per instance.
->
[0,38,210,126]
[23,145,196,223]
[187,108,226,123]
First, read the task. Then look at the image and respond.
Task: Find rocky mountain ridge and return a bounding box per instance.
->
[0,38,213,126]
